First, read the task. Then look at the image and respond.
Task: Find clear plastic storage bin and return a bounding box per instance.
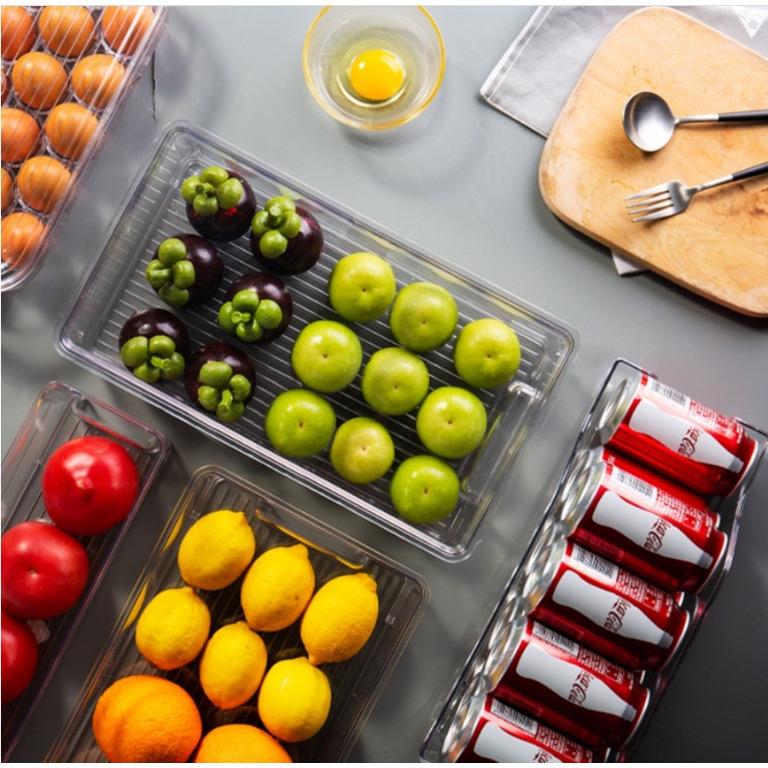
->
[1,381,169,760]
[420,359,767,762]
[47,465,427,762]
[1,6,167,291]
[56,122,575,560]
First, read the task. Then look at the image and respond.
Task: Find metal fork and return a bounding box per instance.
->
[625,160,768,222]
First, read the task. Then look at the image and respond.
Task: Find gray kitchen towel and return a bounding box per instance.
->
[481,6,768,274]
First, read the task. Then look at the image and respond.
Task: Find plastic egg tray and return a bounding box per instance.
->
[1,5,166,292]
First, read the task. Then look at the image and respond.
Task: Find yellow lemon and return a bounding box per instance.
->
[257,657,331,743]
[200,621,268,709]
[240,544,315,632]
[300,573,378,665]
[178,509,256,591]
[135,586,210,670]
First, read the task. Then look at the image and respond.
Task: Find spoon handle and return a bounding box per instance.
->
[717,109,768,123]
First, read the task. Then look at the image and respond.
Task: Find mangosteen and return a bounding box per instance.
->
[217,273,293,343]
[118,308,190,383]
[144,234,223,308]
[249,196,323,274]
[180,165,256,242]
[185,341,256,423]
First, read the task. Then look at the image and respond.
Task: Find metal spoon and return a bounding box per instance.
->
[623,91,768,152]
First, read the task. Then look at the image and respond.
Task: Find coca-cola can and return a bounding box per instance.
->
[587,371,758,497]
[456,694,600,762]
[556,448,727,592]
[495,618,650,748]
[523,538,690,670]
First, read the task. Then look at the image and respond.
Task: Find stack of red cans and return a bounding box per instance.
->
[452,371,757,762]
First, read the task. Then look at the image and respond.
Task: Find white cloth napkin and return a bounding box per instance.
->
[481,6,768,275]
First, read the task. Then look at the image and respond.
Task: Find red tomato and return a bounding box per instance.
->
[1,609,38,703]
[42,436,140,536]
[1,521,89,620]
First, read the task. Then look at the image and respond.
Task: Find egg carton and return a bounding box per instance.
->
[1,5,167,292]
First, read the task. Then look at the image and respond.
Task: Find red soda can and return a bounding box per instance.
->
[524,538,690,670]
[589,371,757,497]
[457,695,599,762]
[495,618,650,748]
[557,448,727,592]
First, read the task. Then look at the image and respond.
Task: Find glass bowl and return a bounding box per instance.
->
[302,6,446,131]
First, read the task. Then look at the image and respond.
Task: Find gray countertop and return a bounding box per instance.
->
[2,6,767,762]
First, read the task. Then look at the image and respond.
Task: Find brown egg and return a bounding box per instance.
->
[1,7,37,61]
[45,102,99,160]
[2,70,8,103]
[71,54,125,110]
[1,107,41,163]
[1,210,46,267]
[101,6,155,56]
[39,6,96,58]
[1,168,13,211]
[12,52,68,110]
[17,155,71,213]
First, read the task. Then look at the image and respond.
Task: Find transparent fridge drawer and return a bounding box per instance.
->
[1,6,167,292]
[47,465,427,762]
[421,359,767,762]
[1,381,169,760]
[56,122,574,560]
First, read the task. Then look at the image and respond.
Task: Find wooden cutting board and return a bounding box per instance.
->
[539,7,768,317]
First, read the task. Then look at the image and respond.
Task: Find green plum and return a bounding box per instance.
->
[390,455,460,523]
[454,318,521,388]
[328,251,397,323]
[416,386,487,459]
[291,320,363,393]
[330,417,395,484]
[389,282,458,353]
[265,389,336,457]
[361,347,430,416]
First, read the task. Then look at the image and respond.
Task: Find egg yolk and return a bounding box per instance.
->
[348,49,405,102]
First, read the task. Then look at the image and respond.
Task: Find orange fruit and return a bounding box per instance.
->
[102,6,155,56]
[194,724,292,763]
[1,7,36,61]
[1,168,13,211]
[1,211,46,267]
[45,103,99,160]
[92,675,202,762]
[12,52,68,110]
[1,107,40,164]
[71,54,125,110]
[39,6,96,58]
[17,156,71,213]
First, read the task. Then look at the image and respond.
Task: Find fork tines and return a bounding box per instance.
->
[625,184,676,222]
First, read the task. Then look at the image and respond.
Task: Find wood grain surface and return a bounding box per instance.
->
[539,7,768,317]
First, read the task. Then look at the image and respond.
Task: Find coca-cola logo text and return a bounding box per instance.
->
[568,671,592,705]
[604,598,630,633]
[644,519,669,553]
[678,427,701,458]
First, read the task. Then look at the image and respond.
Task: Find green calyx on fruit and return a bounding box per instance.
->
[120,334,185,383]
[197,361,252,422]
[180,166,244,218]
[251,196,302,259]
[218,289,283,343]
[145,237,195,308]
